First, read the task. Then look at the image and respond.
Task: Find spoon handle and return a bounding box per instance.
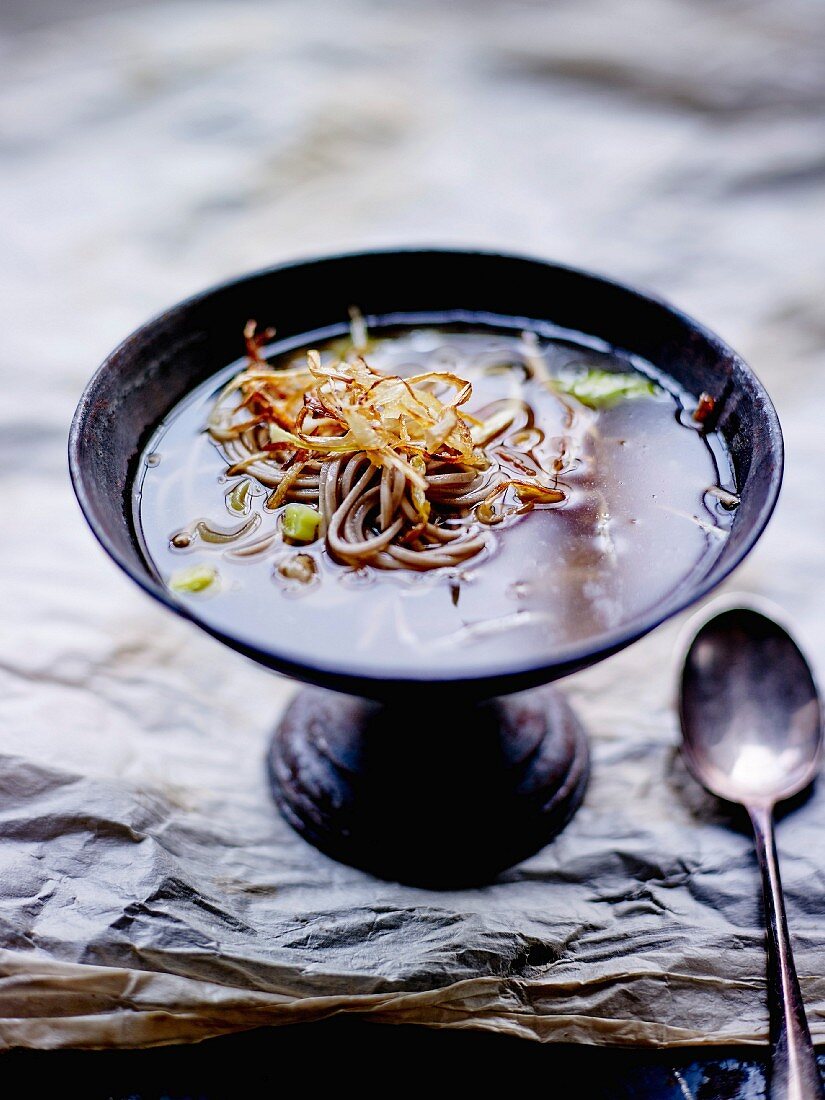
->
[749,804,823,1100]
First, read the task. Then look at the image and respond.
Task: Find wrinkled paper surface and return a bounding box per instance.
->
[2,0,825,1050]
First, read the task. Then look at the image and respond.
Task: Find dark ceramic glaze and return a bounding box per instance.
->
[69,249,783,883]
[270,684,589,886]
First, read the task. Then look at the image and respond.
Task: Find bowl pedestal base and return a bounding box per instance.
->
[268,685,589,886]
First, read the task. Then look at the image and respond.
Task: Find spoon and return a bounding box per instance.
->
[679,598,824,1100]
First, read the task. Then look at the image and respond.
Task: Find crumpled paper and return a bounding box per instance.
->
[1,624,824,1051]
[3,0,825,1052]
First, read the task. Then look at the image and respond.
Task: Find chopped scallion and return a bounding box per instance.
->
[282,503,322,544]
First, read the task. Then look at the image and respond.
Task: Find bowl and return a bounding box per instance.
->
[69,248,783,884]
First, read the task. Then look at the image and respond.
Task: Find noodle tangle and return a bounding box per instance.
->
[206,323,569,571]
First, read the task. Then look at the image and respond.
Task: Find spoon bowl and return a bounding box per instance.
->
[680,602,823,808]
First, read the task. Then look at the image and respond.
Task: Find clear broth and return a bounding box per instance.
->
[133,316,735,678]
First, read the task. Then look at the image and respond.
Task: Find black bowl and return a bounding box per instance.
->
[69,248,783,883]
[69,247,783,698]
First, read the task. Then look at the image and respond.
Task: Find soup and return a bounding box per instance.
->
[132,313,736,678]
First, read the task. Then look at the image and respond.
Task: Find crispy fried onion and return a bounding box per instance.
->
[207,322,570,570]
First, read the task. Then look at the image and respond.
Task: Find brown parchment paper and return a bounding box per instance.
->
[2,0,825,1051]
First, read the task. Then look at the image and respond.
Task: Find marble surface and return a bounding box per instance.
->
[1,0,825,1050]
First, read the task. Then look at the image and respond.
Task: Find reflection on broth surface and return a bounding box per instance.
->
[133,315,735,677]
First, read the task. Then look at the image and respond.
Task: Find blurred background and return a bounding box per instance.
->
[4,0,824,375]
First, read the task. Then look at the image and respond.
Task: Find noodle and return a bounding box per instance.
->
[206,322,572,572]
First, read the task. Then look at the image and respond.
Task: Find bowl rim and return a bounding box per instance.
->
[69,245,784,696]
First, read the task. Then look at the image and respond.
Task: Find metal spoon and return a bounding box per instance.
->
[679,599,824,1100]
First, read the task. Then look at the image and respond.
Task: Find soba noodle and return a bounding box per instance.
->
[205,321,570,572]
